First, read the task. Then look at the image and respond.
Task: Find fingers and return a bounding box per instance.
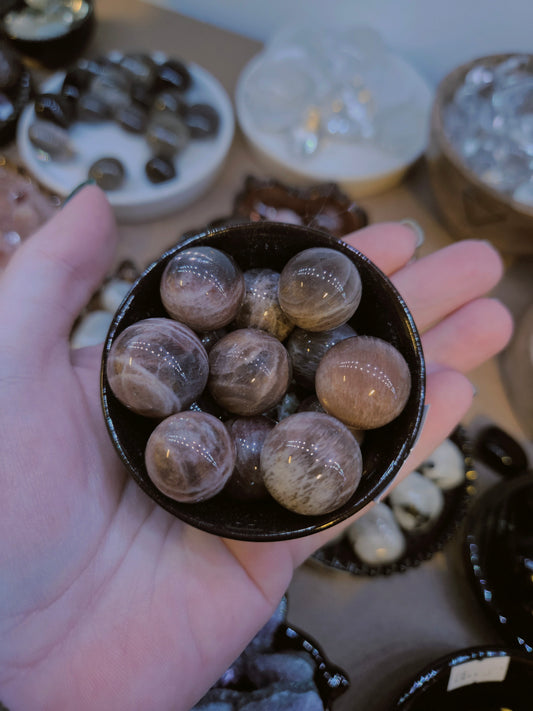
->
[391,240,504,332]
[342,222,418,275]
[422,297,513,372]
[0,186,117,357]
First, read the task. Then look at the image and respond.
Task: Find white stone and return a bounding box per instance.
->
[419,438,466,490]
[389,471,444,532]
[346,502,406,565]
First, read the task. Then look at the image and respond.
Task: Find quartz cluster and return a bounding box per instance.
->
[443,54,533,207]
[106,242,413,517]
[28,50,220,188]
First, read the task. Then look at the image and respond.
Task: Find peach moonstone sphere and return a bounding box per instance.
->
[232,268,294,341]
[145,411,236,503]
[208,328,291,416]
[106,317,209,418]
[260,411,363,516]
[160,246,245,331]
[278,247,362,331]
[315,335,412,429]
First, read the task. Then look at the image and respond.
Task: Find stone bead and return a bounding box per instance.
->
[145,411,236,503]
[0,44,22,91]
[152,89,188,117]
[106,317,209,418]
[346,502,406,566]
[145,155,176,184]
[232,268,294,341]
[260,411,362,516]
[115,103,148,133]
[208,329,291,416]
[161,246,245,331]
[34,93,75,128]
[155,58,192,93]
[146,112,190,157]
[0,93,14,123]
[119,52,157,88]
[88,157,125,191]
[61,67,91,102]
[388,471,444,532]
[184,102,220,138]
[278,247,362,331]
[315,335,411,429]
[286,322,356,388]
[224,416,275,500]
[76,91,113,122]
[28,121,75,160]
[90,70,131,113]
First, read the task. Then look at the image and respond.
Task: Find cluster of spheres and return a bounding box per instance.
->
[106,243,412,517]
[28,50,220,187]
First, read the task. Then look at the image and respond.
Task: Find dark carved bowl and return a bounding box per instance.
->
[392,645,533,710]
[100,222,425,541]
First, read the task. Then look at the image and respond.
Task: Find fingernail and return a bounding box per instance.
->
[400,219,425,248]
[63,179,96,206]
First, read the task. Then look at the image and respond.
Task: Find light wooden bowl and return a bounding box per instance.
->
[427,53,533,256]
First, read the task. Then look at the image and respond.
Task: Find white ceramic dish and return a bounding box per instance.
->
[17,57,235,222]
[235,52,433,198]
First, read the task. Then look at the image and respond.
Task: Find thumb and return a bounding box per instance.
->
[0,185,118,358]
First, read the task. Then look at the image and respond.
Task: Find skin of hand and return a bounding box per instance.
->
[0,186,513,711]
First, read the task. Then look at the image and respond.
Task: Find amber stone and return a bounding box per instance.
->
[286,322,356,388]
[34,93,75,128]
[315,335,411,429]
[88,157,125,191]
[208,328,291,416]
[278,247,362,331]
[106,317,209,418]
[224,416,275,500]
[184,102,220,138]
[232,268,294,341]
[145,411,236,503]
[260,411,362,515]
[161,246,244,331]
[145,155,176,184]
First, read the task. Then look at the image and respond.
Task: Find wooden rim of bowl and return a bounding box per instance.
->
[431,52,533,217]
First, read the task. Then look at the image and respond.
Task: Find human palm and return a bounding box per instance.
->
[0,187,512,710]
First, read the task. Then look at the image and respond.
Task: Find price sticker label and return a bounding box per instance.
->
[447,656,510,691]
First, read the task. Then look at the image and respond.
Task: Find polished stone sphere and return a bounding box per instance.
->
[232,268,294,341]
[208,328,291,416]
[145,411,236,503]
[260,411,363,516]
[286,322,356,388]
[106,317,209,418]
[224,415,275,500]
[278,247,362,331]
[315,335,411,429]
[161,246,245,331]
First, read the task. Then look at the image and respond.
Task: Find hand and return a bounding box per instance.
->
[0,186,512,710]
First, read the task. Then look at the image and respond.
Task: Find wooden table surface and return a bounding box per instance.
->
[23,1,533,708]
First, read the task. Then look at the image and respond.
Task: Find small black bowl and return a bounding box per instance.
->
[101,222,425,541]
[392,645,533,710]
[463,471,533,654]
[0,1,95,69]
